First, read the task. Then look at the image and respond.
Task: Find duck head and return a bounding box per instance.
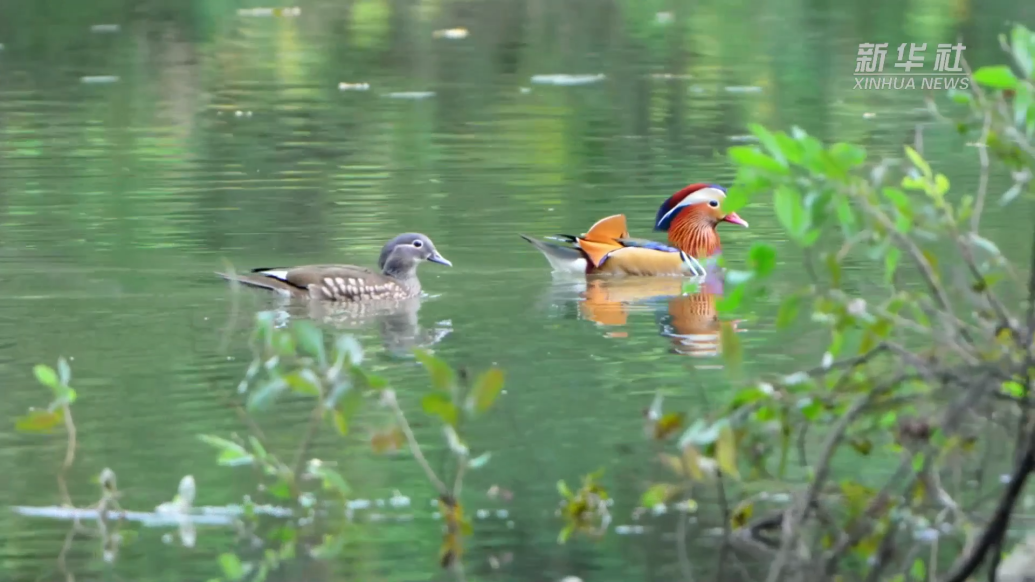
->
[378,233,452,277]
[653,184,748,257]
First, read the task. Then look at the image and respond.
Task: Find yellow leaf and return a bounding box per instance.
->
[641,483,678,508]
[682,445,707,481]
[471,367,505,413]
[731,499,754,528]
[716,424,740,480]
[332,410,348,435]
[720,323,742,373]
[658,453,685,477]
[654,412,685,440]
[848,437,872,456]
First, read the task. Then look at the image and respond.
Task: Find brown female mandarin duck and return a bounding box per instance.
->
[521,183,747,277]
[218,233,451,302]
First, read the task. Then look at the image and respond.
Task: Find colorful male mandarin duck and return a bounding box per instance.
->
[522,183,747,277]
[653,183,749,259]
[521,214,706,277]
[218,233,451,302]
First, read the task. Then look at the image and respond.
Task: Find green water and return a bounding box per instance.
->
[1,0,1033,580]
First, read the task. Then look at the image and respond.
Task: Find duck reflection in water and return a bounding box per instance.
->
[234,294,452,356]
[573,269,742,358]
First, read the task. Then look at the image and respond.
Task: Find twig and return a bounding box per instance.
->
[676,507,696,582]
[715,472,732,582]
[939,436,1035,582]
[765,392,877,582]
[452,457,467,500]
[57,403,77,508]
[290,398,325,481]
[970,111,993,233]
[383,389,450,496]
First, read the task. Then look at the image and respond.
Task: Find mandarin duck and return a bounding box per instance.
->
[521,214,706,277]
[522,183,747,277]
[218,233,452,302]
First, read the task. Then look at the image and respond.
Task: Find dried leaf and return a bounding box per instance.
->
[730,499,755,528]
[370,426,404,454]
[654,412,685,440]
[15,409,64,433]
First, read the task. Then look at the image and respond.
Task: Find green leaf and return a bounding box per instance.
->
[1010,25,1034,78]
[773,186,809,239]
[1002,380,1026,398]
[641,483,677,508]
[351,367,387,392]
[248,437,268,461]
[292,321,326,364]
[825,253,842,288]
[219,553,245,581]
[910,558,926,580]
[557,523,574,544]
[720,322,742,373]
[247,377,288,411]
[748,243,777,277]
[972,65,1019,90]
[421,392,458,427]
[310,532,346,559]
[198,435,254,467]
[468,452,492,469]
[283,370,321,397]
[835,198,858,236]
[15,409,64,433]
[829,142,867,169]
[679,418,726,448]
[470,367,505,413]
[332,410,349,435]
[310,464,350,496]
[903,146,931,178]
[776,294,802,329]
[34,364,60,390]
[556,480,574,500]
[884,247,901,285]
[412,349,456,394]
[747,123,788,166]
[333,335,364,367]
[721,184,751,214]
[715,281,746,313]
[57,358,71,386]
[728,145,788,174]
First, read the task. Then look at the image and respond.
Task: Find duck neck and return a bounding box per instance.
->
[383,259,422,292]
[668,210,721,258]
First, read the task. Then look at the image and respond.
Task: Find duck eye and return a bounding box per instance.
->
[708,200,719,208]
[412,240,424,248]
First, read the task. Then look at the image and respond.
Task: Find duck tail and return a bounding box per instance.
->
[520,235,588,274]
[215,271,294,296]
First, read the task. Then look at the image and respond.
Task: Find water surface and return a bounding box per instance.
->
[0,0,1031,580]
